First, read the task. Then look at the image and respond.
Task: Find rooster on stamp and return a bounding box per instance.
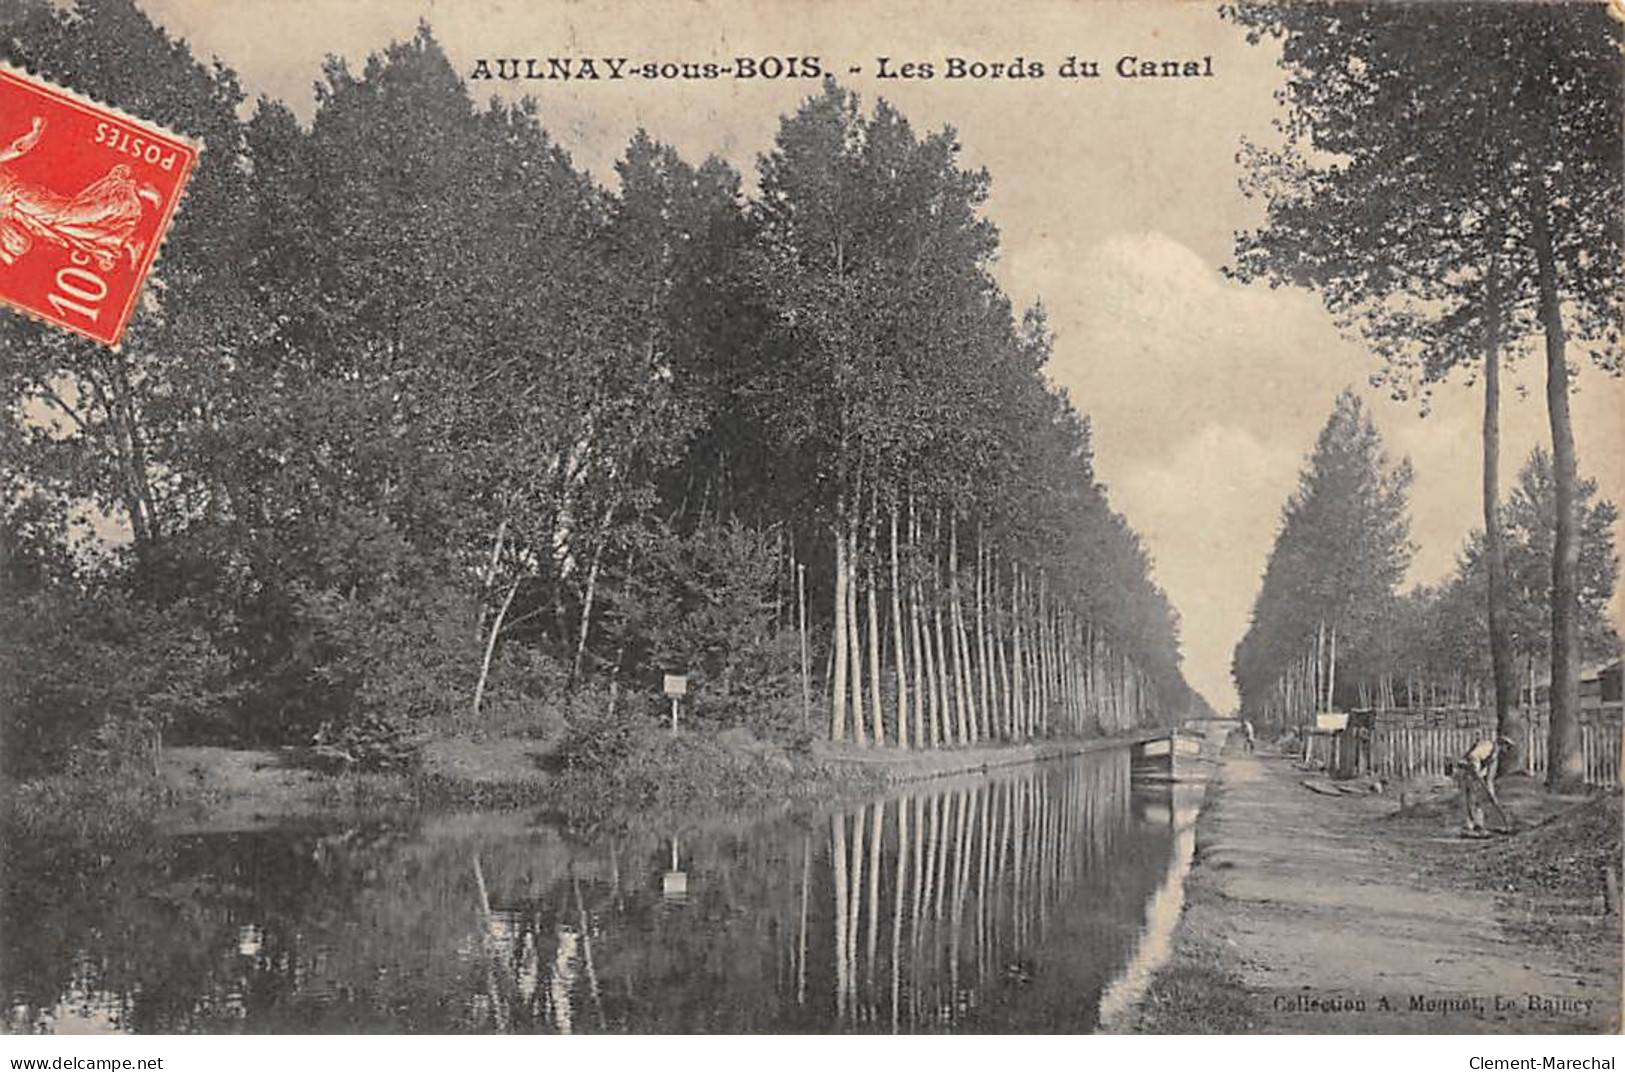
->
[0,66,200,348]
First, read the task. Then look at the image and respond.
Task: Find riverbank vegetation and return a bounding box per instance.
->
[1,0,1203,805]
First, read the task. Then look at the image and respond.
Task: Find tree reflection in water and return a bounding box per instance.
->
[3,750,1193,1034]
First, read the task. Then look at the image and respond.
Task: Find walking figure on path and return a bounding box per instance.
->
[1242,718,1256,753]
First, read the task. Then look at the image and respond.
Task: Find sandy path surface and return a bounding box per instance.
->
[1136,749,1620,1033]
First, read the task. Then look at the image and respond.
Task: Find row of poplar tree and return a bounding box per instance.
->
[1224,2,1622,789]
[1234,393,1617,731]
[0,0,1197,773]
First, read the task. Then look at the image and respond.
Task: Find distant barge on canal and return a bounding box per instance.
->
[1130,729,1222,784]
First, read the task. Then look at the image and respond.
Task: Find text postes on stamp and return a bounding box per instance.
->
[0,66,200,347]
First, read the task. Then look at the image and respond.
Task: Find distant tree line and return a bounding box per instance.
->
[0,1,1199,776]
[1233,392,1618,731]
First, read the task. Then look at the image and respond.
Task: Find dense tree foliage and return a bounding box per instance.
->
[1393,450,1620,709]
[1,2,1197,776]
[1233,391,1413,726]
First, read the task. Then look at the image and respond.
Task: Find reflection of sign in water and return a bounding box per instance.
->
[1316,712,1349,732]
[236,924,263,958]
[662,837,687,903]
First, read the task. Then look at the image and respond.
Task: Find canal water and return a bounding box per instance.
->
[3,748,1204,1034]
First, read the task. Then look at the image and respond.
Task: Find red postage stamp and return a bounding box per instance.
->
[0,66,200,348]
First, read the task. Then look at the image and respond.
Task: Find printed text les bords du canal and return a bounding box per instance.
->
[468,54,1217,83]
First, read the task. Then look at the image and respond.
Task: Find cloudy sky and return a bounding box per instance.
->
[143,0,1625,711]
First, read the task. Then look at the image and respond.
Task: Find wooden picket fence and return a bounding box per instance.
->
[1345,702,1622,787]
[1579,710,1623,787]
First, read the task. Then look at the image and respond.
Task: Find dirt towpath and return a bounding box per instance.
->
[1134,748,1620,1033]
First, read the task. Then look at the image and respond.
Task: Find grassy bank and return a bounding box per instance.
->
[3,729,864,842]
[4,769,218,844]
[4,725,1152,844]
[388,730,895,829]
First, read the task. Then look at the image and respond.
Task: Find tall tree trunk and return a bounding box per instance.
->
[1306,651,1315,721]
[1024,575,1038,736]
[1327,623,1338,713]
[1533,203,1584,791]
[572,497,620,683]
[1115,648,1127,731]
[891,503,909,750]
[1094,631,1108,734]
[919,528,942,747]
[773,530,785,628]
[976,527,992,740]
[1054,613,1068,733]
[988,565,1001,740]
[832,510,850,742]
[1010,563,1026,739]
[473,577,521,716]
[867,503,886,747]
[1044,599,1056,733]
[1290,656,1297,722]
[1315,620,1326,712]
[932,581,953,745]
[948,516,973,744]
[1067,616,1082,733]
[799,561,811,736]
[930,513,952,744]
[1481,226,1520,756]
[571,547,604,682]
[848,517,868,746]
[1037,578,1052,736]
[476,515,508,642]
[1069,616,1081,732]
[1084,622,1096,734]
[1031,577,1046,735]
[909,511,928,748]
[1033,581,1046,734]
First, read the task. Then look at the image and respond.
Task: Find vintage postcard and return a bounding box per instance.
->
[1,0,1620,1050]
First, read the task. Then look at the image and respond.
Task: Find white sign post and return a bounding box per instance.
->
[663,673,688,736]
[1316,711,1348,733]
